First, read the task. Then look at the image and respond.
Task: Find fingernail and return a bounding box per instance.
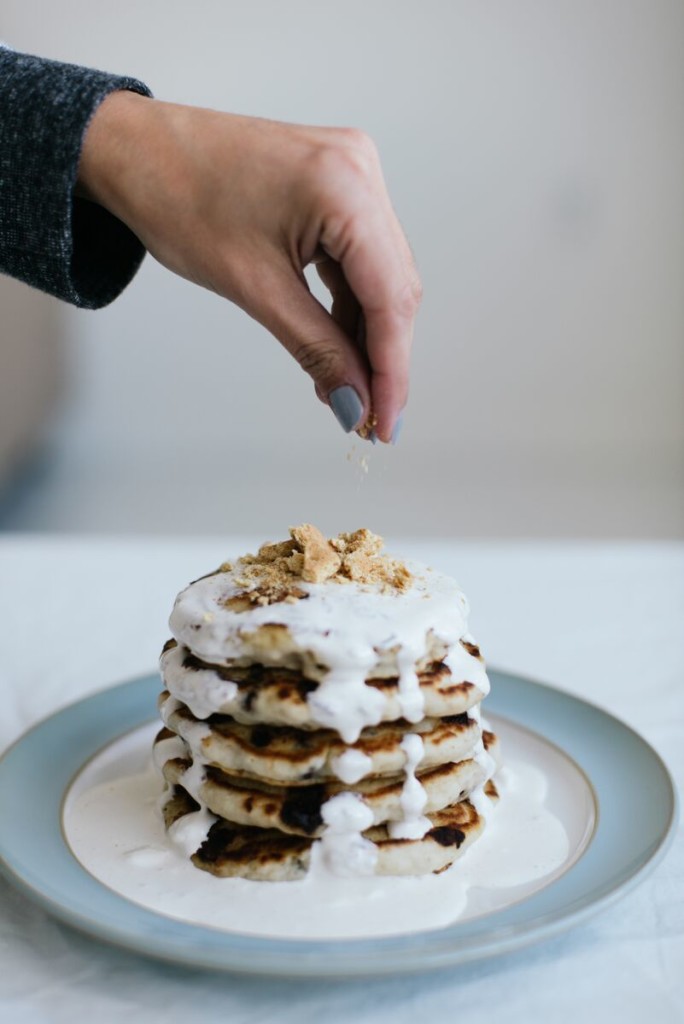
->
[329,386,363,433]
[369,430,378,445]
[391,414,404,446]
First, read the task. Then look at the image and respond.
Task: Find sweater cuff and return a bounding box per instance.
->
[0,50,152,309]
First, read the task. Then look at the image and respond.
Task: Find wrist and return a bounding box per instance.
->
[76,90,155,219]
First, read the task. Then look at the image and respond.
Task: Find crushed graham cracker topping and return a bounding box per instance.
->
[221,525,413,610]
[357,411,378,441]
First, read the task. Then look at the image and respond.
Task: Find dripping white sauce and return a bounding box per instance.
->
[388,734,430,840]
[167,807,217,859]
[164,559,487,746]
[330,748,374,785]
[319,793,378,877]
[63,717,595,940]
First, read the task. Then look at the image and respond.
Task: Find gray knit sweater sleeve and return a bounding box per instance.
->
[0,48,152,309]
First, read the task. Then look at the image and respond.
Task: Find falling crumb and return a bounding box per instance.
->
[345,441,372,479]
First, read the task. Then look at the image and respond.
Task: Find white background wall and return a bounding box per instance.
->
[1,0,683,538]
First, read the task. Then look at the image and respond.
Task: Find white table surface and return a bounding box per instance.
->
[0,536,682,1024]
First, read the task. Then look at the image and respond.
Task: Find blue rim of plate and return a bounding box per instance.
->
[0,669,678,977]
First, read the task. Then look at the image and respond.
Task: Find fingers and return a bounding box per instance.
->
[317,153,422,443]
[242,260,373,433]
[315,257,363,352]
[336,222,420,443]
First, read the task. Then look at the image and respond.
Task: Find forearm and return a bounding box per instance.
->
[0,48,151,308]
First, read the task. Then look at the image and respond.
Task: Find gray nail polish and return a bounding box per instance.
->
[391,414,404,445]
[329,386,363,433]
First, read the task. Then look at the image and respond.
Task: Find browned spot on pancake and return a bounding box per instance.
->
[366,676,396,691]
[265,802,278,815]
[244,796,254,813]
[462,640,481,659]
[162,638,177,655]
[361,732,396,754]
[155,726,175,743]
[364,662,451,691]
[194,821,310,868]
[483,729,495,749]
[416,760,471,784]
[430,825,466,848]
[206,766,242,787]
[440,682,474,698]
[183,650,218,673]
[442,713,470,726]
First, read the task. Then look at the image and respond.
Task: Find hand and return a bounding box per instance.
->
[77,92,421,443]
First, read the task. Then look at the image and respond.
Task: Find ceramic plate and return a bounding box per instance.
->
[0,670,677,976]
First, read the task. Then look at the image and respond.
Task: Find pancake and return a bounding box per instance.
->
[161,781,499,880]
[173,619,453,682]
[156,526,499,881]
[161,785,311,882]
[167,532,484,687]
[160,642,487,730]
[160,754,487,837]
[159,698,481,785]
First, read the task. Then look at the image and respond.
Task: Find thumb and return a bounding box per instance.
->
[244,265,373,434]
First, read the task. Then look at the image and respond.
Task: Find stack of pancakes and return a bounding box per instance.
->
[155,526,499,882]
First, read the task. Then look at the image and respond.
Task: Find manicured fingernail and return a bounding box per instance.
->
[391,414,404,446]
[369,429,378,445]
[329,386,363,433]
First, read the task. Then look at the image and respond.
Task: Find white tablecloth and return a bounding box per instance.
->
[1,537,682,1024]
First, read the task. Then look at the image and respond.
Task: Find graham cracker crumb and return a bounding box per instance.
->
[357,411,378,441]
[221,524,413,611]
[257,540,297,562]
[285,551,304,575]
[290,524,342,583]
